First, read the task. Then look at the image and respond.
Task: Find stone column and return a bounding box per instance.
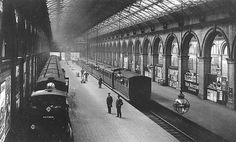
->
[132,54,135,71]
[178,55,189,91]
[226,59,236,109]
[110,51,112,65]
[198,57,211,99]
[120,53,123,68]
[140,54,144,75]
[153,53,158,82]
[134,54,139,72]
[142,54,148,75]
[108,51,110,64]
[102,47,104,63]
[162,54,171,85]
[111,52,114,66]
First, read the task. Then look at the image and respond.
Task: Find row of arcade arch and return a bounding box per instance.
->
[88,27,235,108]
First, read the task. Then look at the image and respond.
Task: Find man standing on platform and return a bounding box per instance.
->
[81,68,84,78]
[98,76,103,88]
[84,71,89,81]
[116,96,123,118]
[106,93,113,114]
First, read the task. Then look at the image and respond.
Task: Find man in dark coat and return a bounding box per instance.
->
[98,76,102,88]
[106,93,113,114]
[84,71,89,81]
[81,69,84,78]
[116,96,123,118]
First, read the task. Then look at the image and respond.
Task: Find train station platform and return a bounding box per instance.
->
[151,83,236,142]
[61,61,179,142]
[77,58,236,142]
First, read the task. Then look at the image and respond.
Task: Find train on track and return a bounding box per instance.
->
[78,60,151,106]
[28,55,73,142]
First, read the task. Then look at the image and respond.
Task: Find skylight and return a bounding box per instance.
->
[89,0,209,37]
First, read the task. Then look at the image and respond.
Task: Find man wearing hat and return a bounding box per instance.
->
[106,93,113,114]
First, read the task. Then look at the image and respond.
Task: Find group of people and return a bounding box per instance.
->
[106,93,123,118]
[79,68,123,117]
[80,68,89,83]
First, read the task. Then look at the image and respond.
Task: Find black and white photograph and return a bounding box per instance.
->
[0,0,235,142]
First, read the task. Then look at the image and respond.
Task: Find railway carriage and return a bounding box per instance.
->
[35,55,69,92]
[113,69,151,105]
[79,60,151,106]
[28,55,73,142]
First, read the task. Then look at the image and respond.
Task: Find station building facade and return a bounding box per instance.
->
[85,9,236,110]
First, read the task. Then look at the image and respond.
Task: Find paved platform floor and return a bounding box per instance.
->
[151,83,236,142]
[62,61,179,142]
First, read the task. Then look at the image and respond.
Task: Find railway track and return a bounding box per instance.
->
[144,111,196,142]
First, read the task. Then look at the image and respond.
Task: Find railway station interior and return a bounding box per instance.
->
[1,0,236,142]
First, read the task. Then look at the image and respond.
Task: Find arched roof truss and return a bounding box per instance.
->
[88,0,209,36]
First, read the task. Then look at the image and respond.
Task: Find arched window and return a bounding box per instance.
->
[207,33,229,104]
[171,42,178,66]
[158,43,163,64]
[211,42,220,74]
[188,41,198,73]
[222,44,228,77]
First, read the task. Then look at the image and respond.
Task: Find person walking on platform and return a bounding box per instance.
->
[84,71,89,81]
[116,96,123,118]
[98,76,103,88]
[106,93,113,114]
[81,68,84,78]
[81,74,86,83]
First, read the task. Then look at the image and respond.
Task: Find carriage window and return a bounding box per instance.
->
[31,95,66,108]
[119,77,128,87]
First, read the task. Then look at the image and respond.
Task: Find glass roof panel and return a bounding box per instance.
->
[140,1,149,7]
[148,7,162,16]
[144,8,157,16]
[162,0,176,8]
[142,0,153,5]
[170,0,182,5]
[152,4,166,12]
[158,2,172,11]
[129,14,140,21]
[138,10,150,17]
[127,16,140,23]
[134,13,146,19]
[130,5,140,11]
[89,0,209,36]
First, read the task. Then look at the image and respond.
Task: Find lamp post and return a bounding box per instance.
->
[96,27,98,65]
[86,31,88,64]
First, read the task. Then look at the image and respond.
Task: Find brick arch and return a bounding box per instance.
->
[165,33,179,55]
[117,41,121,52]
[122,40,127,53]
[143,37,151,55]
[182,31,200,56]
[108,42,111,51]
[152,35,164,55]
[134,39,141,54]
[202,27,229,58]
[221,41,228,54]
[112,42,116,52]
[128,40,133,54]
